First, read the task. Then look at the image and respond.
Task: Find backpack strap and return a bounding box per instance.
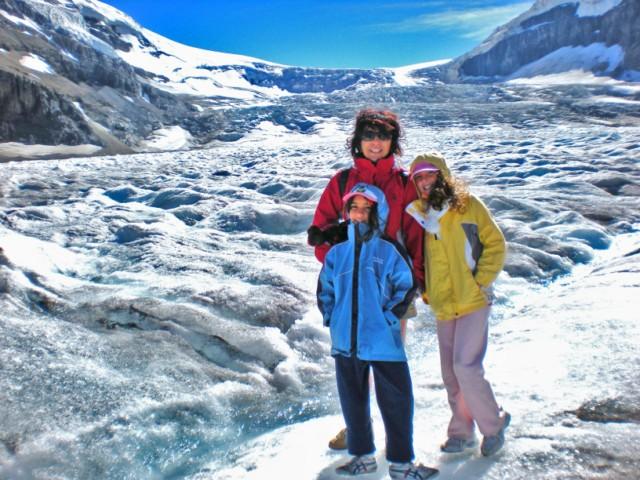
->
[339,167,408,198]
[338,167,351,199]
[399,170,409,186]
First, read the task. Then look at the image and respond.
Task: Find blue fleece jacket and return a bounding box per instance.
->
[317,184,416,361]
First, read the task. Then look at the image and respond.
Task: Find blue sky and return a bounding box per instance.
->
[102,0,534,69]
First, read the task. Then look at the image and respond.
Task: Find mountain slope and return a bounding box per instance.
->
[443,0,640,82]
[0,0,392,158]
[1,0,638,160]
[0,0,197,155]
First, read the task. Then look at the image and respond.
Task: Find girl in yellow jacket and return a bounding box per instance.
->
[404,152,511,457]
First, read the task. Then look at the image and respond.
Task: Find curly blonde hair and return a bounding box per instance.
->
[416,173,470,214]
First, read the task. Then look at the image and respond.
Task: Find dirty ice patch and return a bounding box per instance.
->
[19,54,56,74]
[142,126,193,151]
[0,142,101,161]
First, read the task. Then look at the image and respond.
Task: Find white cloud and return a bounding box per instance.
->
[378,2,532,40]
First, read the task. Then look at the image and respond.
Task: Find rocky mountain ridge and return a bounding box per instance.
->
[0,0,638,160]
[0,0,392,159]
[440,0,639,81]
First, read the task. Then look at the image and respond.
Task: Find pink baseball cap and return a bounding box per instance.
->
[410,161,440,179]
[342,183,379,204]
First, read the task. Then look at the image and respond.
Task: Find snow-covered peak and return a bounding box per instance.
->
[530,0,623,17]
[139,28,283,70]
[72,0,140,26]
[2,0,288,99]
[117,27,288,99]
[1,0,400,100]
[387,59,450,86]
[22,0,117,57]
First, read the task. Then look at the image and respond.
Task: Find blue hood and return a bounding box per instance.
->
[344,183,389,234]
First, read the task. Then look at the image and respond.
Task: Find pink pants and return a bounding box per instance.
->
[436,306,501,438]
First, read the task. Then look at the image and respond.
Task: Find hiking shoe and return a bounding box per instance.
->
[389,462,439,479]
[440,436,476,453]
[481,411,511,457]
[335,455,377,476]
[329,427,348,450]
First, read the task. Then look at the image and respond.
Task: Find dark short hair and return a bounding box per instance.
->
[348,109,403,158]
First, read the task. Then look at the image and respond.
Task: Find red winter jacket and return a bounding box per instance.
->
[311,155,420,264]
[401,206,426,290]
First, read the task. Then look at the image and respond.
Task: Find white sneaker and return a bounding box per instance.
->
[335,455,377,476]
[389,462,439,479]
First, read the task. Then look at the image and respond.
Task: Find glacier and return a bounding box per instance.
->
[0,81,639,479]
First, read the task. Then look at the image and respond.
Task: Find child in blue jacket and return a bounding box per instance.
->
[317,183,439,479]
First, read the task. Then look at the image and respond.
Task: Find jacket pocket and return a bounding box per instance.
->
[384,309,404,349]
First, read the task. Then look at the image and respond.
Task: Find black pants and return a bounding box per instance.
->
[335,354,414,463]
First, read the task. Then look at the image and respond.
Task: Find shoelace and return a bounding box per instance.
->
[340,457,376,474]
[390,464,438,480]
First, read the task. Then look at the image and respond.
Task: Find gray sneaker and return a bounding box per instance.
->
[335,455,377,476]
[481,411,511,457]
[440,436,476,453]
[389,462,439,479]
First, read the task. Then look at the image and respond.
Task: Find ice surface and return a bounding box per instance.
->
[0,81,639,479]
[141,126,193,152]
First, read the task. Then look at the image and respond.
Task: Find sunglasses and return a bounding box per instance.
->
[361,129,392,141]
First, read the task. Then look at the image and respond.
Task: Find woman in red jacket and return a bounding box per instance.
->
[307,109,418,264]
[308,109,421,450]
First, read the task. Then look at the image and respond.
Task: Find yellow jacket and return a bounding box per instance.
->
[405,194,506,321]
